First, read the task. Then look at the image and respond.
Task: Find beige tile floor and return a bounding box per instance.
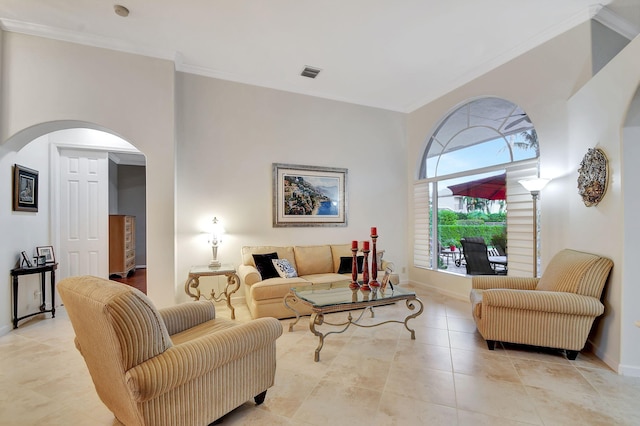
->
[2,284,640,425]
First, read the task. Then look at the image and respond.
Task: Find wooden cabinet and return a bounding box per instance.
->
[109,215,136,277]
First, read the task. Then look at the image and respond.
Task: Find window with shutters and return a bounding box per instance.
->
[414,97,540,276]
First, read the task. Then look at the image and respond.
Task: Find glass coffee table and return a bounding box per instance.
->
[284,281,424,361]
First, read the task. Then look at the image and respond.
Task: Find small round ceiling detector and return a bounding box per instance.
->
[114,4,130,17]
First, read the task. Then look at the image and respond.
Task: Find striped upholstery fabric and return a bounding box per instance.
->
[470,249,613,354]
[536,249,612,296]
[58,276,283,426]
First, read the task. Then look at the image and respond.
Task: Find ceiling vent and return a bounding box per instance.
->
[301,66,321,79]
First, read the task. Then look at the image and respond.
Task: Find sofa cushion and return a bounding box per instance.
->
[272,258,298,278]
[337,256,364,274]
[252,252,279,280]
[294,245,334,276]
[331,244,353,272]
[300,273,352,286]
[250,277,310,300]
[242,246,297,270]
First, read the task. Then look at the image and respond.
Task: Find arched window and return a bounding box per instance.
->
[414,97,540,276]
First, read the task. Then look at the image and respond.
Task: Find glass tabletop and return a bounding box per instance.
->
[189,264,236,275]
[291,281,416,308]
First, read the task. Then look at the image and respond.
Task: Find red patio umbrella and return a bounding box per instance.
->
[447,173,506,200]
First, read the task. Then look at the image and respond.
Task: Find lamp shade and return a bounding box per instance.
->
[518,178,550,193]
[211,217,224,244]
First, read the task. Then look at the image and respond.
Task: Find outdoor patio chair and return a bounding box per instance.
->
[460,237,500,275]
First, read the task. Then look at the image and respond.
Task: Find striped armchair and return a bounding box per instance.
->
[58,276,283,426]
[470,249,613,360]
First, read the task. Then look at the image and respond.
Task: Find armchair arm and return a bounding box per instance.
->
[238,264,261,286]
[482,289,604,316]
[472,276,539,290]
[158,301,216,335]
[125,317,283,402]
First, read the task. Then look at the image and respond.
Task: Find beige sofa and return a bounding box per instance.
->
[238,244,398,319]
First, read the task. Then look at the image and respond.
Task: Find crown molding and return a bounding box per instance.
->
[592,5,640,40]
[108,152,146,166]
[0,18,176,61]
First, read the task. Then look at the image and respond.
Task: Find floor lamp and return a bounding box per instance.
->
[518,178,550,277]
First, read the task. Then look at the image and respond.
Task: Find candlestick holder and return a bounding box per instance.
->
[370,233,380,288]
[349,246,360,289]
[361,247,371,291]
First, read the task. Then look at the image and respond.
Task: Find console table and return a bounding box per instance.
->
[184,264,241,319]
[11,263,58,328]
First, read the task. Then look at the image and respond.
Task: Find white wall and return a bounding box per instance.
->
[0,32,177,314]
[566,35,640,374]
[0,135,51,335]
[174,73,407,301]
[622,90,640,376]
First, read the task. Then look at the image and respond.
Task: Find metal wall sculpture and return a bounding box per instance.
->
[577,148,608,207]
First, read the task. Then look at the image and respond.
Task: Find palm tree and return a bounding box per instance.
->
[513,129,539,154]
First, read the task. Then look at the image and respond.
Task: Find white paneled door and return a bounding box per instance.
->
[59,149,109,279]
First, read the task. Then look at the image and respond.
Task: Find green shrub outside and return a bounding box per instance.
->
[438,224,506,247]
[438,209,458,225]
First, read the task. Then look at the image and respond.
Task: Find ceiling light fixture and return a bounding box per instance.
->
[114,4,130,17]
[301,66,321,79]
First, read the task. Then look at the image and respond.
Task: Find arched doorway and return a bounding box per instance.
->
[1,122,146,310]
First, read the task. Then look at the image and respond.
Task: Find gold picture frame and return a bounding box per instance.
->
[272,163,348,227]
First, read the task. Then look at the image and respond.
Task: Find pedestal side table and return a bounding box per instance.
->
[184,264,240,319]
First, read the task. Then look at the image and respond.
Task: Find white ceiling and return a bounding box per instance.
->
[1,0,640,113]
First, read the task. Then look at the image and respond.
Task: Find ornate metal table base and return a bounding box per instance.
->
[184,265,241,319]
[284,289,424,362]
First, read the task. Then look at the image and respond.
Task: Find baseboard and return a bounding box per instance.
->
[618,363,640,377]
[587,338,640,377]
[0,324,11,338]
[408,279,469,302]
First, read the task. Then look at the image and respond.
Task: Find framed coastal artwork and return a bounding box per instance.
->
[13,164,39,212]
[272,163,348,227]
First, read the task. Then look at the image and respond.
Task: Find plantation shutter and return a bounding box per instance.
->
[505,164,538,277]
[413,181,430,268]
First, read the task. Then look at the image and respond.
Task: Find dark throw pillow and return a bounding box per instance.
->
[338,256,364,274]
[252,252,279,279]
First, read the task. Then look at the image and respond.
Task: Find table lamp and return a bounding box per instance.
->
[209,217,225,267]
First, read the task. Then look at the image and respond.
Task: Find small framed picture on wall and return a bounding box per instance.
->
[13,164,39,212]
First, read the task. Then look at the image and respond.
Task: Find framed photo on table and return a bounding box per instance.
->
[13,164,39,212]
[272,163,348,227]
[20,251,33,268]
[36,246,56,264]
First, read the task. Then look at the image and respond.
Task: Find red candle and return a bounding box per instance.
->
[352,240,358,249]
[371,227,377,235]
[363,241,370,250]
